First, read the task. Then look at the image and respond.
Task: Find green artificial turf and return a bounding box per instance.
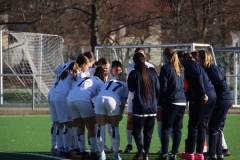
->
[0,115,239,160]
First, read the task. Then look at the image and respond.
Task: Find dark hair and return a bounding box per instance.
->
[133,52,151,101]
[96,58,109,66]
[94,67,107,82]
[163,48,183,76]
[134,47,145,54]
[177,51,185,59]
[184,53,194,60]
[190,51,199,61]
[83,51,95,63]
[59,62,74,80]
[111,60,122,68]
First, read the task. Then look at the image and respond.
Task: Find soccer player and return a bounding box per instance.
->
[178,53,216,160]
[156,48,186,160]
[124,48,155,154]
[50,55,90,158]
[94,76,128,160]
[128,52,160,160]
[67,67,107,160]
[198,50,233,160]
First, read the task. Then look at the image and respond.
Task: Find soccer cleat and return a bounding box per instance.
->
[113,155,123,160]
[178,152,194,160]
[143,154,149,160]
[205,153,217,160]
[50,148,57,156]
[169,154,177,160]
[194,153,204,160]
[80,152,90,159]
[155,154,168,160]
[90,152,100,160]
[104,145,112,153]
[124,144,133,153]
[217,155,224,160]
[222,149,230,156]
[69,150,81,159]
[133,150,145,160]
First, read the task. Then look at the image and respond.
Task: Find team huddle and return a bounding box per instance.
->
[48,48,232,160]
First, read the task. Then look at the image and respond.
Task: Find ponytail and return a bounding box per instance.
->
[133,52,151,101]
[164,48,183,77]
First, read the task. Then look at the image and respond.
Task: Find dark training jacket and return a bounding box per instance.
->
[181,59,215,100]
[158,63,186,106]
[205,64,233,102]
[128,67,160,115]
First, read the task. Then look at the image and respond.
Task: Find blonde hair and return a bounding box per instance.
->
[163,48,184,77]
[199,50,214,68]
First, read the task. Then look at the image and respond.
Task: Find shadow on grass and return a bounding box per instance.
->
[0,151,162,160]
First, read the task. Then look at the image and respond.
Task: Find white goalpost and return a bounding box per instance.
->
[0,30,64,107]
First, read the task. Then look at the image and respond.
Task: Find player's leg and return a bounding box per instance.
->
[156,107,162,154]
[124,92,134,153]
[81,101,99,159]
[105,98,122,160]
[95,96,107,159]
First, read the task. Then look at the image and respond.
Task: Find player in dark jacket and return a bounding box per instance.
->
[156,48,186,160]
[198,50,233,160]
[128,52,160,160]
[179,56,216,160]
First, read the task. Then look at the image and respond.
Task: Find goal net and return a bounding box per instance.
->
[1,30,64,106]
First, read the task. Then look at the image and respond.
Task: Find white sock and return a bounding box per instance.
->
[126,130,132,145]
[70,127,77,150]
[63,127,72,152]
[88,137,97,153]
[77,134,86,152]
[222,132,228,149]
[157,122,162,145]
[56,127,64,152]
[107,124,112,147]
[111,126,120,156]
[97,125,106,156]
[51,123,57,149]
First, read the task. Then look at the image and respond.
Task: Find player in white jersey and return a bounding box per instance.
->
[124,48,155,154]
[49,55,90,159]
[86,58,110,76]
[68,67,107,160]
[94,75,128,160]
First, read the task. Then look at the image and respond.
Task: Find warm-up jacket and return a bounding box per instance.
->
[158,63,186,106]
[205,64,233,101]
[128,67,160,115]
[181,59,215,100]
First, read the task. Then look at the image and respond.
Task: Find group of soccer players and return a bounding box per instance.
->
[48,48,232,160]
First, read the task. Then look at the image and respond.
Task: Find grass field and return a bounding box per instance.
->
[0,114,239,160]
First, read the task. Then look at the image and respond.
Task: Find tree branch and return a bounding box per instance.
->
[100,16,162,45]
[0,13,42,25]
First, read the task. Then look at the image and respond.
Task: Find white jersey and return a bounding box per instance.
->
[53,60,74,75]
[107,70,117,80]
[86,67,96,76]
[97,79,128,101]
[68,76,104,102]
[127,61,154,75]
[50,71,85,95]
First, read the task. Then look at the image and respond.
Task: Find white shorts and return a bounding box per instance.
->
[94,96,120,116]
[51,92,72,123]
[48,90,57,122]
[127,92,134,113]
[68,100,94,119]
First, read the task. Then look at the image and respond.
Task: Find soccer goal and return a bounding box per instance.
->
[213,46,240,106]
[0,30,64,108]
[94,43,215,74]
